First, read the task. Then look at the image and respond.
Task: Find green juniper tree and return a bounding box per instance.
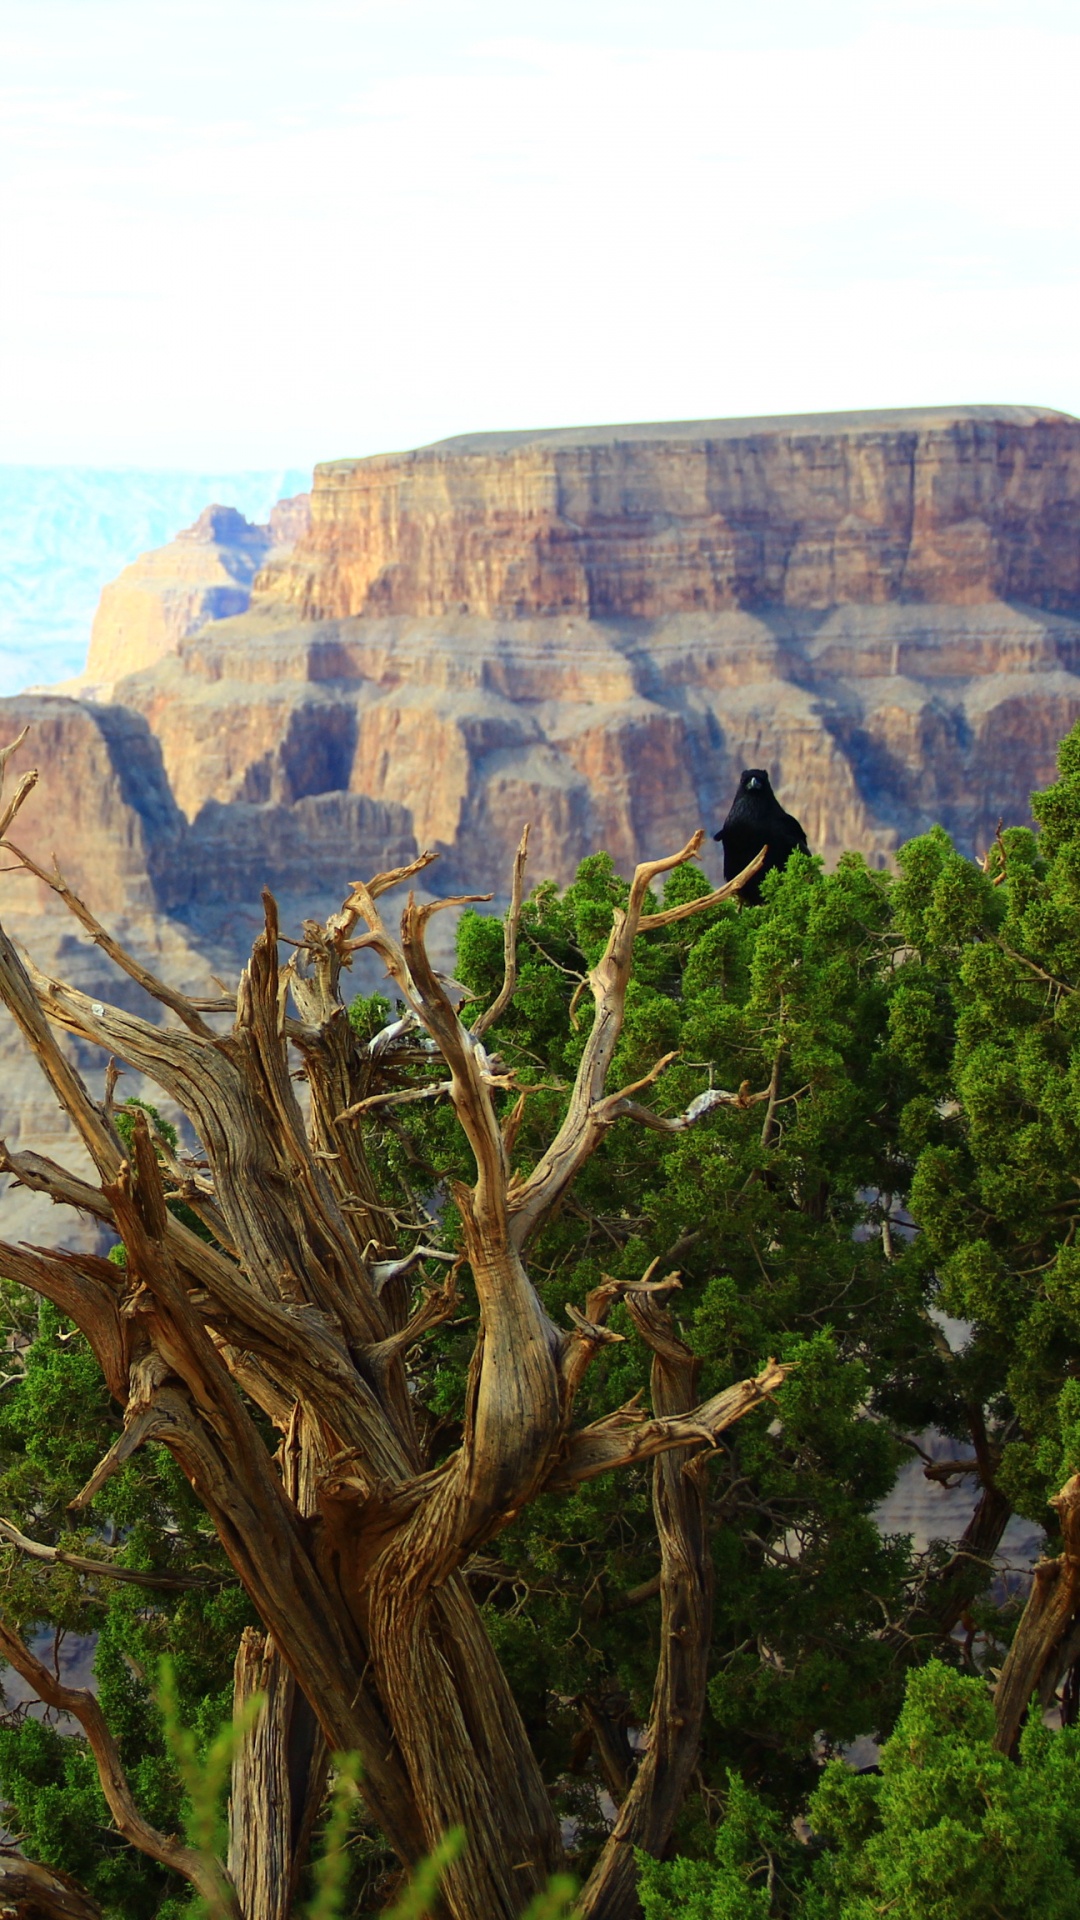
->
[5,723,1080,1914]
[638,1660,1080,1919]
[632,728,1080,1906]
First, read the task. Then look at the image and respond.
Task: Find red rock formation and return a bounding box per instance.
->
[269,407,1080,622]
[85,498,310,685]
[14,405,1080,945]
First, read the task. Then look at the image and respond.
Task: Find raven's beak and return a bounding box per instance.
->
[746,776,760,789]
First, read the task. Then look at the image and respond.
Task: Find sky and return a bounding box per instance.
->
[1,0,1077,472]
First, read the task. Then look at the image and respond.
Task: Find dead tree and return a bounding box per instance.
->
[0,734,781,1920]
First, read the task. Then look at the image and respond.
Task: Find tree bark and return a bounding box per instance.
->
[0,733,778,1918]
[229,1629,329,1920]
[993,1475,1080,1754]
[0,1855,102,1920]
[578,1290,717,1920]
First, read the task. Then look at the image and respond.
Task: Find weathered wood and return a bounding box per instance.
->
[993,1474,1080,1754]
[0,1852,102,1920]
[0,728,781,1919]
[229,1629,329,1920]
[578,1292,717,1919]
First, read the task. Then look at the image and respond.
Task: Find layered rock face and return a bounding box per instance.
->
[85,496,310,685]
[271,407,1080,620]
[21,404,1080,934]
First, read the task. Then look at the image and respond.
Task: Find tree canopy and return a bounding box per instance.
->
[1,725,1080,1914]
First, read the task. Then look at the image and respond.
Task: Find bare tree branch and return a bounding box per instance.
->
[2,841,217,1038]
[545,1358,788,1492]
[636,845,767,931]
[473,824,530,1040]
[508,839,769,1250]
[0,727,39,845]
[0,1614,240,1915]
[0,935,124,1186]
[0,1516,210,1591]
[580,1290,718,1917]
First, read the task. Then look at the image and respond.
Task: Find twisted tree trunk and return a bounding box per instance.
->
[0,736,778,1918]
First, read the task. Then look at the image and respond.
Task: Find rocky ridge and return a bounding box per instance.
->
[1,404,1073,1572]
[5,405,1080,1246]
[43,403,1080,913]
[83,495,311,687]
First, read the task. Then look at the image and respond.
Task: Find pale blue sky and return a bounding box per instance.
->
[1,0,1076,469]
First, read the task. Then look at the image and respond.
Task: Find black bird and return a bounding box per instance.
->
[714,768,809,905]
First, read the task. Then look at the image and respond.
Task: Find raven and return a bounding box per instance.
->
[714,768,809,905]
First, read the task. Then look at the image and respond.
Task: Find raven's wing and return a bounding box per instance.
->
[778,808,809,856]
[717,821,770,881]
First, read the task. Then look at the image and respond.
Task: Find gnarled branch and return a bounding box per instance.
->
[472,824,530,1040]
[3,839,217,1038]
[0,1852,102,1920]
[507,839,769,1251]
[579,1289,719,1917]
[0,1515,209,1591]
[545,1358,788,1492]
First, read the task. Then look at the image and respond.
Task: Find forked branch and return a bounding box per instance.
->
[473,824,530,1039]
[508,838,769,1249]
[545,1357,788,1491]
[2,839,217,1038]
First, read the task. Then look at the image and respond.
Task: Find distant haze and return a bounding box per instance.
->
[0,0,1077,470]
[0,467,308,694]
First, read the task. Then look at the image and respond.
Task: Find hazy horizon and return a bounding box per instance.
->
[0,464,309,696]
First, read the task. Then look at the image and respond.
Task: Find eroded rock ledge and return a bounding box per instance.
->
[8,404,1080,966]
[268,406,1080,621]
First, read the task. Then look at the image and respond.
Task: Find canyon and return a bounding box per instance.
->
[53,402,1080,909]
[4,402,1080,1251]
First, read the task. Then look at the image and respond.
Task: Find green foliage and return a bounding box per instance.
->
[350,835,932,1840]
[16,722,1080,1907]
[0,1105,251,1917]
[640,1662,1080,1918]
[889,751,1080,1524]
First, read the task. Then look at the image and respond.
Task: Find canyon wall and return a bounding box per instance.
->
[268,406,1080,621]
[15,404,1080,941]
[85,495,310,685]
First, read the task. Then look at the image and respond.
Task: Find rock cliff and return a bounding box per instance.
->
[19,405,1080,935]
[270,406,1080,620]
[84,495,310,685]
